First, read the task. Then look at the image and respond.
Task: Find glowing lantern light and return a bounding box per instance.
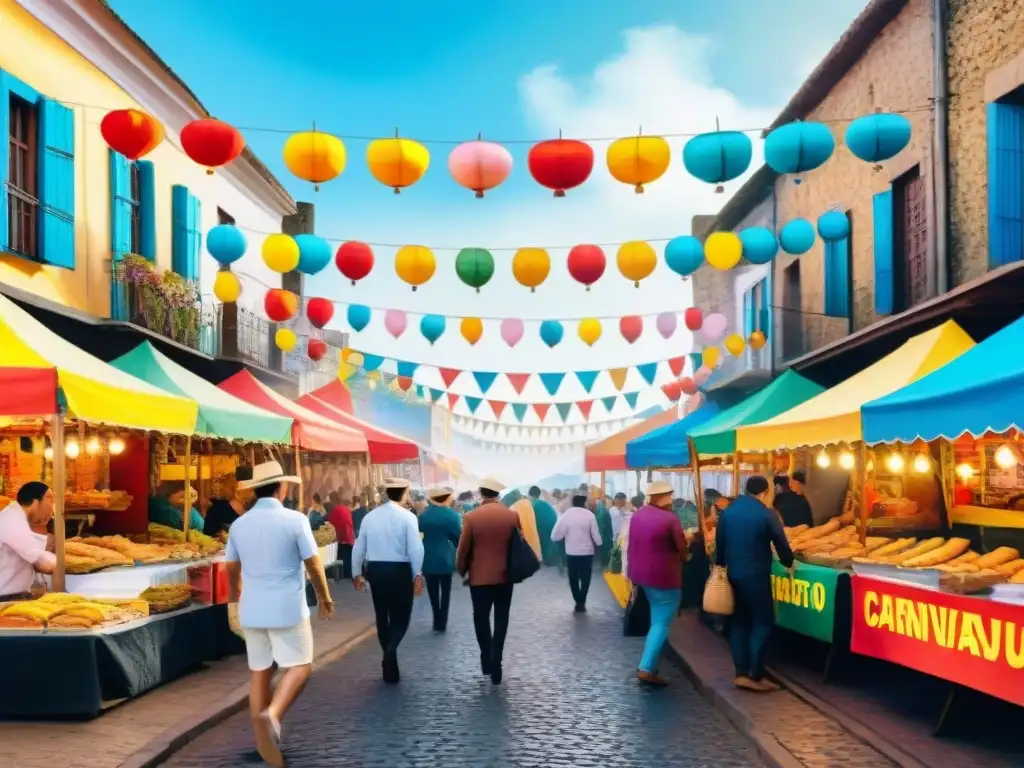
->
[527,138,594,197]
[955,463,974,480]
[844,113,912,166]
[567,244,606,290]
[306,297,334,329]
[539,320,564,348]
[749,330,767,350]
[739,227,778,265]
[394,245,436,290]
[913,453,932,474]
[262,234,300,273]
[724,333,745,356]
[384,309,408,339]
[264,289,299,322]
[704,232,743,270]
[448,138,513,197]
[656,312,677,339]
[682,129,752,192]
[616,241,657,287]
[65,440,80,460]
[664,236,704,278]
[455,248,495,292]
[684,308,703,332]
[779,219,816,255]
[180,118,245,175]
[420,314,446,345]
[886,452,906,473]
[282,129,346,190]
[275,328,297,351]
[619,315,643,344]
[578,318,602,347]
[460,317,484,345]
[816,450,831,469]
[213,270,242,303]
[366,134,430,193]
[207,224,247,266]
[701,346,721,369]
[817,211,850,242]
[512,247,550,292]
[839,451,856,470]
[995,444,1019,469]
[307,338,328,362]
[606,134,671,193]
[294,234,332,275]
[101,109,165,160]
[347,304,371,332]
[109,437,126,456]
[764,121,835,182]
[335,241,374,285]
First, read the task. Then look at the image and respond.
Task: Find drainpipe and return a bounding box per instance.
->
[933,0,950,295]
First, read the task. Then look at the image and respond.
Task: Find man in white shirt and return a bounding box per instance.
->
[352,477,425,684]
[0,482,56,598]
[551,493,603,612]
[609,492,628,544]
[226,461,333,768]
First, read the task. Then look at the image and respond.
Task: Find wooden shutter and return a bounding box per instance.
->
[109,150,132,321]
[873,188,894,315]
[137,160,156,260]
[987,101,1024,269]
[39,99,75,268]
[824,237,850,317]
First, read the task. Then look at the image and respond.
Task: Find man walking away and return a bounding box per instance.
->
[773,470,814,528]
[550,493,602,612]
[225,462,333,768]
[456,478,522,685]
[352,478,425,684]
[528,486,558,566]
[325,493,355,578]
[716,475,794,692]
[419,487,462,632]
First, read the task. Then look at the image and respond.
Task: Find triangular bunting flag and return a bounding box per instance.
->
[473,371,498,394]
[489,400,507,419]
[361,353,385,372]
[689,353,702,373]
[533,403,551,422]
[439,368,462,388]
[608,368,628,391]
[601,395,617,412]
[577,401,593,420]
[668,356,685,377]
[465,396,482,414]
[539,372,565,396]
[447,392,460,409]
[506,373,530,395]
[575,371,599,393]
[636,362,658,385]
[415,385,424,399]
[428,388,443,402]
[555,402,572,422]
[512,403,528,422]
[396,361,418,378]
[624,392,639,409]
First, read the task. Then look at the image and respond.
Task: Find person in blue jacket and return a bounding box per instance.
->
[418,487,463,632]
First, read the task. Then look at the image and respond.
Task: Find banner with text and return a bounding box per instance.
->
[770,560,842,643]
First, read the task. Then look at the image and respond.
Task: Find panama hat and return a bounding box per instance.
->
[237,460,301,490]
[384,477,411,491]
[427,486,452,500]
[478,477,506,493]
[645,480,674,497]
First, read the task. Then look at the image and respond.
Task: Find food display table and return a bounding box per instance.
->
[63,561,193,598]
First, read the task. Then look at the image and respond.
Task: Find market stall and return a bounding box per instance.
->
[625,400,727,469]
[296,392,419,464]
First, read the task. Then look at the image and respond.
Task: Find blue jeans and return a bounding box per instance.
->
[729,575,774,681]
[639,586,681,673]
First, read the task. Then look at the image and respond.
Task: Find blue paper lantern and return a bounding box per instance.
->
[539,320,564,348]
[739,227,778,264]
[844,113,912,164]
[682,131,753,190]
[347,304,371,332]
[419,314,446,345]
[206,224,246,266]
[664,236,705,277]
[817,211,850,242]
[764,122,835,180]
[779,219,816,255]
[294,234,332,275]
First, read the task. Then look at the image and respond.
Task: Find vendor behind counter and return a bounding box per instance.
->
[149,483,203,532]
[0,482,56,600]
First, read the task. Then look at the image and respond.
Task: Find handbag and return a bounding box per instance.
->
[507,527,541,584]
[622,584,650,636]
[703,565,735,616]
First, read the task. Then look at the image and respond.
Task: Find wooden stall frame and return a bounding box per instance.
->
[51,412,67,592]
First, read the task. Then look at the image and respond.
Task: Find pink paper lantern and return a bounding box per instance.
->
[656,312,677,339]
[695,312,728,345]
[500,318,524,347]
[449,139,513,198]
[384,309,407,339]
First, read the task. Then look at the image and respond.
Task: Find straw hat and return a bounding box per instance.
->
[427,486,452,500]
[238,460,302,490]
[384,477,411,491]
[645,480,674,498]
[479,477,506,493]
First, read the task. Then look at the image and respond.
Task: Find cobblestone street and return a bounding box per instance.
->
[161,569,765,768]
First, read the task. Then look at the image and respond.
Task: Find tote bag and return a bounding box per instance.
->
[507,527,541,583]
[623,585,650,636]
[702,565,735,616]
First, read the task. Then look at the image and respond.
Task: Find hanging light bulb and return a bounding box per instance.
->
[886,452,905,473]
[86,436,101,455]
[65,440,80,460]
[44,446,54,461]
[956,463,974,481]
[109,436,126,456]
[838,451,855,470]
[995,444,1018,469]
[815,450,831,469]
[866,459,875,473]
[913,453,931,474]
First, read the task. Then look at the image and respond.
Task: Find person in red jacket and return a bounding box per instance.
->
[325,492,355,578]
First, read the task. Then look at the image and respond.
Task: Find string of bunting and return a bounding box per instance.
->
[450,414,633,442]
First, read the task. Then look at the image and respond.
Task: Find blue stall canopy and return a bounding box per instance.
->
[625,400,725,468]
[862,314,1024,444]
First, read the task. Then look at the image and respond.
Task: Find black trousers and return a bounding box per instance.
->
[729,575,775,681]
[470,584,514,665]
[338,544,354,579]
[566,554,594,606]
[366,562,415,659]
[425,573,453,630]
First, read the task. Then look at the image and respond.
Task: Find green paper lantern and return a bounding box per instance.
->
[455,247,495,292]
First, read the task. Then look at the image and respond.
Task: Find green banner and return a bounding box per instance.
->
[770,560,840,643]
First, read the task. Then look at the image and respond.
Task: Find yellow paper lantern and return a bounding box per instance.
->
[213,270,242,303]
[749,330,767,350]
[704,231,742,270]
[616,241,657,287]
[512,247,550,292]
[275,328,297,352]
[724,333,745,356]
[461,317,484,345]
[394,245,436,290]
[606,135,671,193]
[701,346,721,369]
[578,318,602,346]
[282,130,346,190]
[367,137,430,193]
[262,234,300,273]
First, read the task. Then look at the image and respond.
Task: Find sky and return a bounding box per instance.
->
[107,0,866,474]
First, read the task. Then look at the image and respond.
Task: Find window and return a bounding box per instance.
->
[7,95,38,258]
[128,161,142,255]
[986,90,1024,269]
[217,207,235,226]
[824,211,852,323]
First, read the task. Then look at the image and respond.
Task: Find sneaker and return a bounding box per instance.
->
[733,676,762,692]
[480,653,491,676]
[751,678,781,692]
[637,670,669,687]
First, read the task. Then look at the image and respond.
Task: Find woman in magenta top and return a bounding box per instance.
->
[627,480,688,686]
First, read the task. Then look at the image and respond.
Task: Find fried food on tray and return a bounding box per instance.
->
[48,614,95,630]
[36,592,86,605]
[975,547,1020,569]
[1,601,64,621]
[65,540,132,566]
[901,538,970,568]
[0,615,43,629]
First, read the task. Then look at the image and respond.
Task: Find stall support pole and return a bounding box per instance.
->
[52,412,66,593]
[600,471,606,503]
[295,441,304,512]
[182,437,192,538]
[732,451,741,497]
[858,442,869,546]
[689,438,706,537]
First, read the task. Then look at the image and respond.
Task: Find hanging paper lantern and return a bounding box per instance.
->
[656,312,677,339]
[512,247,550,292]
[306,297,334,329]
[455,248,495,292]
[578,318,602,347]
[460,317,484,345]
[394,245,436,290]
[101,109,164,161]
[180,118,245,175]
[661,380,682,402]
[739,227,778,265]
[385,310,407,339]
[679,377,699,396]
[527,138,594,197]
[695,312,728,345]
[619,315,643,344]
[779,219,816,255]
[264,289,299,322]
[664,236,705,278]
[844,113,912,165]
[749,330,767,350]
[724,333,746,356]
[274,328,297,352]
[335,241,374,285]
[606,134,671,193]
[262,234,300,273]
[682,130,753,192]
[763,121,835,181]
[684,308,703,332]
[500,318,524,347]
[207,224,247,266]
[213,270,242,303]
[448,139,513,197]
[294,234,332,275]
[539,320,564,348]
[702,346,721,369]
[616,241,657,287]
[347,304,371,332]
[282,130,346,190]
[366,136,430,193]
[340,347,355,362]
[420,314,446,345]
[567,245,606,290]
[817,210,850,242]
[307,338,328,361]
[704,231,743,270]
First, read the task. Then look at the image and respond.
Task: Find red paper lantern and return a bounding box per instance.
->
[527,139,594,197]
[306,297,334,329]
[100,109,164,160]
[680,376,699,396]
[396,376,413,391]
[335,241,374,285]
[684,308,704,331]
[619,315,643,344]
[567,245,606,291]
[307,338,328,362]
[661,380,682,402]
[264,289,299,322]
[180,118,245,175]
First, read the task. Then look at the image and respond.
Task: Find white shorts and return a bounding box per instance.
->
[243,619,314,671]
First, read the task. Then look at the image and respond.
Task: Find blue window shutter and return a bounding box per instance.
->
[743,291,754,335]
[188,192,202,282]
[171,184,189,277]
[873,188,894,314]
[137,160,156,260]
[824,238,850,317]
[109,151,132,260]
[0,78,9,253]
[39,99,75,269]
[987,101,1024,269]
[758,277,770,338]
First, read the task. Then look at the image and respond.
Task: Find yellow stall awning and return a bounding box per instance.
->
[735,320,975,451]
